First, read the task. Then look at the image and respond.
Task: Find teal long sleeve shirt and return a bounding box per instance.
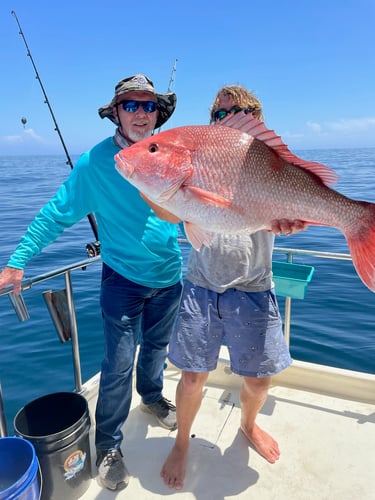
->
[8,137,182,288]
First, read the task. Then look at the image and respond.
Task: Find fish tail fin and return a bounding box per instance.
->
[346,203,375,292]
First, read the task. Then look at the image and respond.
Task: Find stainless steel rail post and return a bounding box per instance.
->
[283,252,293,346]
[64,271,83,393]
[0,382,8,437]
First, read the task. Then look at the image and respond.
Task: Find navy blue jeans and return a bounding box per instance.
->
[95,263,182,450]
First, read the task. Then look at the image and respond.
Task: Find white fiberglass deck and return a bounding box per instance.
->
[79,349,375,500]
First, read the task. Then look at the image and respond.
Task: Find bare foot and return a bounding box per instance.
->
[241,423,280,463]
[161,444,188,490]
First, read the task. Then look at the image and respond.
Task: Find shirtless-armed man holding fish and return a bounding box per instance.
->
[147,86,307,490]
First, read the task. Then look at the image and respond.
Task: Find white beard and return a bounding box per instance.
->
[125,127,153,144]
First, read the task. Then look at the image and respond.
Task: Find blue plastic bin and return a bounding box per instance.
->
[0,436,39,500]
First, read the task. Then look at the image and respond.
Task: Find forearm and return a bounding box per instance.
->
[152,205,181,223]
[7,203,72,269]
[7,182,88,269]
[139,193,181,223]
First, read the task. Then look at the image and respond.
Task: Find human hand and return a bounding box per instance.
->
[139,192,181,223]
[269,219,307,236]
[0,267,24,295]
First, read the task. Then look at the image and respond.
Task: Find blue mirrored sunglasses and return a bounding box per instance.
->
[117,100,158,113]
[213,106,255,122]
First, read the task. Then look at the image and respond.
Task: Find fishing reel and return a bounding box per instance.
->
[86,241,101,257]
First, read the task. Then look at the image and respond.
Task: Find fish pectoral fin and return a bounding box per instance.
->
[156,180,186,203]
[184,222,212,250]
[184,186,232,209]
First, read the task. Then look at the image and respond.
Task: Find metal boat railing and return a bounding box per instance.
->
[0,247,352,437]
[0,255,101,436]
[272,246,352,345]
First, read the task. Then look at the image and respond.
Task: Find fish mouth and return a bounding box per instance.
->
[114,153,134,178]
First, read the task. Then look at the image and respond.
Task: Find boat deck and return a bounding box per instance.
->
[79,349,375,500]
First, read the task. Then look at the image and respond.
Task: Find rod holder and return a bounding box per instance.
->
[43,289,71,343]
[8,292,30,322]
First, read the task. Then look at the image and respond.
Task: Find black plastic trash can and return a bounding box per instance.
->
[14,392,91,500]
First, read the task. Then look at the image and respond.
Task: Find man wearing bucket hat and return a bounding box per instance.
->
[98,73,177,131]
[0,73,182,491]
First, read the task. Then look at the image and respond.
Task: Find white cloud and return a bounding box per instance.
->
[306,121,323,134]
[282,131,304,139]
[23,128,45,142]
[0,128,46,145]
[282,116,375,149]
[304,117,375,135]
[0,134,23,144]
[326,117,375,132]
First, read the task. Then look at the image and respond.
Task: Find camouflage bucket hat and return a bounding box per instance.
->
[98,73,177,129]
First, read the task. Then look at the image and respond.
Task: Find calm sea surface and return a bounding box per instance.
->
[1,149,375,430]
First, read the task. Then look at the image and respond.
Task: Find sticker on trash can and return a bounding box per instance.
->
[64,450,87,480]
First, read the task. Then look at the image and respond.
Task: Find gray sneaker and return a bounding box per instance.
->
[96,448,130,491]
[140,397,177,430]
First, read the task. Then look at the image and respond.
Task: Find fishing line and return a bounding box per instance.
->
[11,10,100,252]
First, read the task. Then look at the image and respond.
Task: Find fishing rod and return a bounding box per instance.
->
[167,58,178,93]
[11,10,100,253]
[157,58,178,133]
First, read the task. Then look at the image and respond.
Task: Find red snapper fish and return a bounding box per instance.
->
[114,112,375,292]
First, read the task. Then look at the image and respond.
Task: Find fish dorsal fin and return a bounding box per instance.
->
[217,112,338,187]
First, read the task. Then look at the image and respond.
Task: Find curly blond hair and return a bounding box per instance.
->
[210,85,264,123]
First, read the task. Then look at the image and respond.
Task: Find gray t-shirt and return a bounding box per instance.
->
[186,231,275,294]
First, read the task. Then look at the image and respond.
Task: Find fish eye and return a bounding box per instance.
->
[149,143,158,153]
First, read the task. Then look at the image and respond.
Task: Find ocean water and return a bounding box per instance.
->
[1,149,375,431]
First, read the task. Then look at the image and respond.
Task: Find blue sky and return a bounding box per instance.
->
[1,0,374,156]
